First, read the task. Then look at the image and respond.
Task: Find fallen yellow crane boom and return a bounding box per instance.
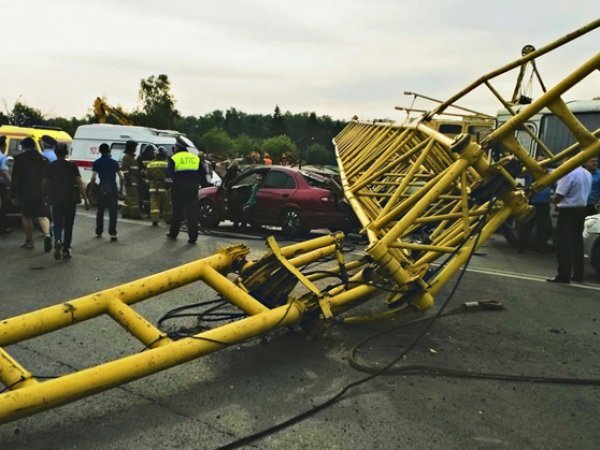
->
[1,21,599,425]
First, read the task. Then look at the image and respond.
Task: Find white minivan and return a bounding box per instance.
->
[70,124,198,184]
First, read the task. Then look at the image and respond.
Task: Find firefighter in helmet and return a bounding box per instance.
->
[145,147,172,226]
[121,140,142,219]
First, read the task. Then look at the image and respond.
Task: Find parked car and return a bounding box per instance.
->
[583,213,600,278]
[197,166,357,236]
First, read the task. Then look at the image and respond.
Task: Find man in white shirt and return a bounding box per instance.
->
[41,135,57,162]
[547,165,592,283]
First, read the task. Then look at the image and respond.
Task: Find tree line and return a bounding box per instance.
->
[1,74,347,165]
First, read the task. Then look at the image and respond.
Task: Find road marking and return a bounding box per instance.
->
[76,210,600,290]
[463,266,600,291]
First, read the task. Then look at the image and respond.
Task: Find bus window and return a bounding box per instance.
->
[539,112,600,154]
[438,123,463,135]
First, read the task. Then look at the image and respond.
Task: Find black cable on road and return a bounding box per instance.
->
[216,199,497,450]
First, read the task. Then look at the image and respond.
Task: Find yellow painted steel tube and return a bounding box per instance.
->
[485,52,600,178]
[389,242,456,253]
[201,265,269,316]
[425,206,513,298]
[0,302,304,425]
[0,248,246,347]
[335,142,379,243]
[0,348,39,390]
[429,19,600,117]
[106,299,172,348]
[532,139,600,192]
[380,159,471,243]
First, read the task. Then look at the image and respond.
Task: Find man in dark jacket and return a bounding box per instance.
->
[11,137,52,250]
[43,143,90,259]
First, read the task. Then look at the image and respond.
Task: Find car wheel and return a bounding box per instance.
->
[280,208,305,237]
[198,200,220,228]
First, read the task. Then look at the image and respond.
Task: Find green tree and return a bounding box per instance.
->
[262,135,296,159]
[138,74,179,129]
[306,143,335,165]
[10,102,46,127]
[271,105,285,136]
[198,127,233,155]
[233,133,258,157]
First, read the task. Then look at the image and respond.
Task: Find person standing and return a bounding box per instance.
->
[262,153,272,165]
[137,144,156,215]
[517,159,553,253]
[221,158,240,188]
[585,157,600,216]
[42,143,90,259]
[90,143,124,241]
[121,140,142,219]
[546,164,592,284]
[199,152,214,188]
[40,135,57,162]
[166,136,203,244]
[145,147,171,226]
[10,137,52,250]
[0,136,12,234]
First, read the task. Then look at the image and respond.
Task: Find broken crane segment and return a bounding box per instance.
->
[0,20,599,425]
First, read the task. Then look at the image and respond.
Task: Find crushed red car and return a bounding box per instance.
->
[197,165,358,236]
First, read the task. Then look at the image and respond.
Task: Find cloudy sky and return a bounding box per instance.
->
[2,1,598,121]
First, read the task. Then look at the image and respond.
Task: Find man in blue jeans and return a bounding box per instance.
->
[90,143,124,241]
[43,143,90,259]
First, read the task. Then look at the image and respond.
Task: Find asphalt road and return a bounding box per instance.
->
[0,210,599,449]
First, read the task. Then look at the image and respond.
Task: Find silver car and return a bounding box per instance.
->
[583,213,600,278]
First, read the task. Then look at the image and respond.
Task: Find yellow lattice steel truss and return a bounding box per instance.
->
[0,20,599,424]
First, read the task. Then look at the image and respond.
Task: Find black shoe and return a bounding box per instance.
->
[54,240,63,261]
[572,277,584,283]
[96,233,102,238]
[546,277,570,284]
[63,248,72,259]
[44,236,52,252]
[152,221,158,227]
[187,239,197,244]
[110,235,118,242]
[166,233,177,240]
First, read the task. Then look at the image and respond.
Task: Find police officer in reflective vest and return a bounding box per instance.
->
[165,137,204,244]
[145,147,172,226]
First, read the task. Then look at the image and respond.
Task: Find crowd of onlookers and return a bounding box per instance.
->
[0,133,289,257]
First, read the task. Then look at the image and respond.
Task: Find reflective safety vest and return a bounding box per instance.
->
[171,151,200,172]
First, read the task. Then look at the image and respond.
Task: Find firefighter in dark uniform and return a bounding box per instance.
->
[121,140,142,219]
[165,137,204,244]
[145,147,171,226]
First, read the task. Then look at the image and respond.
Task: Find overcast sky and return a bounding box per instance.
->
[2,1,598,122]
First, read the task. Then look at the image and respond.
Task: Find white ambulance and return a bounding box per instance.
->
[70,124,198,184]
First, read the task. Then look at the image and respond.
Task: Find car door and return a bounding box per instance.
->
[226,170,262,221]
[255,170,297,224]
